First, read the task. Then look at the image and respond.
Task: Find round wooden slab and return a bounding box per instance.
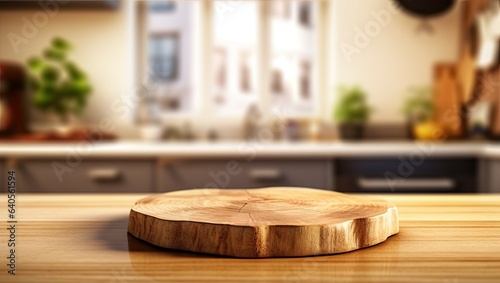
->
[128,187,399,258]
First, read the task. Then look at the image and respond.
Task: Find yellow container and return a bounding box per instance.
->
[413,121,446,141]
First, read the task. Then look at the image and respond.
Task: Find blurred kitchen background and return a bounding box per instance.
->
[1,0,500,194]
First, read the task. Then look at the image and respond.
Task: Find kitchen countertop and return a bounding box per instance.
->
[1,141,500,158]
[2,194,499,282]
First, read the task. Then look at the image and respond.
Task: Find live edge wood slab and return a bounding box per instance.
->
[128,187,399,258]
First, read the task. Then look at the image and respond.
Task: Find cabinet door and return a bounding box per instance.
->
[159,159,331,192]
[482,160,500,193]
[16,160,155,193]
[335,158,477,193]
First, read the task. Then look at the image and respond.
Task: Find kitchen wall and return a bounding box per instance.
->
[330,0,461,123]
[0,0,463,138]
[0,1,137,137]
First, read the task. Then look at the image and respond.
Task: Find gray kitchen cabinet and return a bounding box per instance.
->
[16,159,155,193]
[479,159,500,193]
[335,158,477,193]
[159,159,332,192]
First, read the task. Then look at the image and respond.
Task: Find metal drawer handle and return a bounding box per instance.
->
[249,169,283,181]
[358,178,455,191]
[88,169,121,182]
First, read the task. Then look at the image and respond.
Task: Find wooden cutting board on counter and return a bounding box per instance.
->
[128,187,399,258]
[434,64,463,139]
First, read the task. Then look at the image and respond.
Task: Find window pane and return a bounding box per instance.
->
[212,1,258,116]
[149,34,178,82]
[269,0,317,116]
[145,1,195,114]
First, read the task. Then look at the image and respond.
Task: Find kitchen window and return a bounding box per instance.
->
[136,0,330,120]
[137,0,198,116]
[269,0,318,117]
[212,0,259,116]
[149,33,179,82]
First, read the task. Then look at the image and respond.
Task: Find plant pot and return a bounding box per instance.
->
[54,124,74,137]
[413,121,442,141]
[140,124,162,141]
[406,121,415,140]
[406,118,422,140]
[338,123,364,140]
[49,113,79,137]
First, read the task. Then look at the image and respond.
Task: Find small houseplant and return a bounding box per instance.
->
[402,86,433,123]
[333,85,371,140]
[27,37,92,129]
[402,86,435,140]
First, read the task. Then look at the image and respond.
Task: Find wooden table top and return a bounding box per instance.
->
[1,194,499,283]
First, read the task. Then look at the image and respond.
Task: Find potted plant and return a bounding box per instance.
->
[27,37,92,133]
[402,86,435,140]
[333,85,371,140]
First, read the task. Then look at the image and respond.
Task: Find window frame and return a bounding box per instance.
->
[135,0,331,122]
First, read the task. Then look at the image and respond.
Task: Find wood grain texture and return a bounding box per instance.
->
[457,0,490,104]
[434,64,463,138]
[128,187,399,257]
[3,194,500,283]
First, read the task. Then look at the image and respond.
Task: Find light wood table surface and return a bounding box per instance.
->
[0,194,499,283]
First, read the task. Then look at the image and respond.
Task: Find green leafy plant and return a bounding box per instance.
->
[333,85,371,124]
[27,37,92,123]
[402,86,433,122]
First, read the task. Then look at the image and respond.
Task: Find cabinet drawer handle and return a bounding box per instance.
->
[358,178,455,191]
[88,169,121,182]
[249,169,283,181]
